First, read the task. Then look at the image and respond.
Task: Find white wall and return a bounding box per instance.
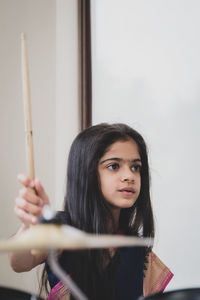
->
[55,0,80,210]
[91,0,200,291]
[0,0,79,295]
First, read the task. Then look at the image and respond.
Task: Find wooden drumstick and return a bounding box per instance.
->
[21,33,35,186]
[21,33,38,256]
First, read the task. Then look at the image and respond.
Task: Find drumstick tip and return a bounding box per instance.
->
[21,32,26,40]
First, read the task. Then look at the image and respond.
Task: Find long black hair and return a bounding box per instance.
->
[65,123,154,236]
[41,123,154,299]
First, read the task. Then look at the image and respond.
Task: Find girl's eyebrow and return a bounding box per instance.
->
[100,157,142,164]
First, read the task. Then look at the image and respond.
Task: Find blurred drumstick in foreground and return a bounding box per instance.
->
[0,224,153,252]
[21,33,35,183]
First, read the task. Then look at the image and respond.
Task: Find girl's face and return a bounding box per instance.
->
[98,139,141,218]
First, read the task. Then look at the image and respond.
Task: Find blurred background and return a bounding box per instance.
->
[0,0,79,294]
[91,0,200,291]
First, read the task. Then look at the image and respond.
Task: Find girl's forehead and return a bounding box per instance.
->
[102,139,140,159]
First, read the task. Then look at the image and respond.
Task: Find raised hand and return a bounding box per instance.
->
[14,174,49,227]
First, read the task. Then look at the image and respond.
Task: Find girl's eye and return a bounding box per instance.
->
[131,165,141,172]
[107,163,119,170]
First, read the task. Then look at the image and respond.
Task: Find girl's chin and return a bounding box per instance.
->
[120,203,135,208]
[112,201,136,209]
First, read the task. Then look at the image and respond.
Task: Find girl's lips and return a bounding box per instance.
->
[119,187,135,193]
[118,187,136,195]
[120,191,133,196]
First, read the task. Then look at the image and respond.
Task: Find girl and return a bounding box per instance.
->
[10,123,173,300]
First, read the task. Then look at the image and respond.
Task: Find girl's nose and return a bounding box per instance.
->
[121,176,134,183]
[120,168,135,183]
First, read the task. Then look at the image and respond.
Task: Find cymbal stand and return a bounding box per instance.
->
[42,205,88,300]
[48,249,88,300]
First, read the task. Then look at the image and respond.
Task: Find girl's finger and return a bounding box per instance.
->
[15,197,43,216]
[19,188,43,206]
[17,174,34,189]
[34,179,49,205]
[14,206,38,225]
